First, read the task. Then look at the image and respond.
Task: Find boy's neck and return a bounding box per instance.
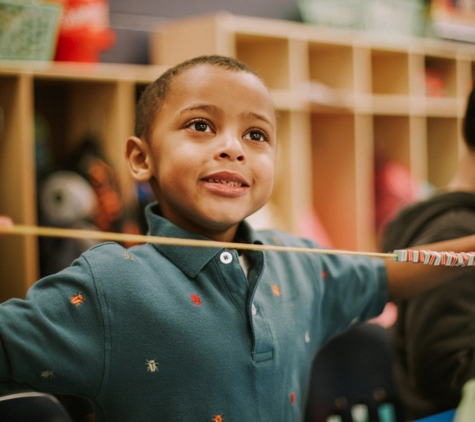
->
[189,223,241,243]
[156,205,241,243]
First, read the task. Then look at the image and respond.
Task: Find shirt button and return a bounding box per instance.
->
[252,303,257,316]
[220,251,233,264]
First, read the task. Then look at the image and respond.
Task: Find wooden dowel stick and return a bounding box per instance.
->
[0,224,396,259]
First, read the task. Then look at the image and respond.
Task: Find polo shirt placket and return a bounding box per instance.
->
[217,248,274,363]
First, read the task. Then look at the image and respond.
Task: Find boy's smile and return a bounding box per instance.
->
[127,64,277,242]
[201,170,250,196]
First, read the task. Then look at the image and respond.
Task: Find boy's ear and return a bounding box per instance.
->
[125,136,154,182]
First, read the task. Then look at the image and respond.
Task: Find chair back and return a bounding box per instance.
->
[0,392,73,422]
[305,323,406,422]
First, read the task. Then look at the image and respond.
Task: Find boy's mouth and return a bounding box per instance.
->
[201,178,250,197]
[201,171,250,188]
[205,179,245,187]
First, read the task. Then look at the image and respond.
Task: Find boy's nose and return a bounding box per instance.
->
[217,134,245,162]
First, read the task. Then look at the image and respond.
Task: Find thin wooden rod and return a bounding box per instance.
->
[0,224,396,259]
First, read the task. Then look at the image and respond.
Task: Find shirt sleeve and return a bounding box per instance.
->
[0,255,107,399]
[313,251,388,347]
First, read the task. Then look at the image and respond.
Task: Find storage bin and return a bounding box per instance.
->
[298,0,367,30]
[299,0,427,37]
[367,0,427,37]
[0,0,63,61]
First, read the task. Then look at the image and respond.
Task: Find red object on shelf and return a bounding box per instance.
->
[425,67,447,97]
[52,0,116,62]
[374,152,422,233]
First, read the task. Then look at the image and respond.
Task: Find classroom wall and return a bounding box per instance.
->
[101,0,303,64]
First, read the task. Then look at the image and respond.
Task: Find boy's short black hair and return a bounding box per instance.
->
[463,85,475,150]
[134,55,261,141]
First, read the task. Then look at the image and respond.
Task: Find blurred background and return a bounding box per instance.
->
[104,0,305,63]
[103,0,475,64]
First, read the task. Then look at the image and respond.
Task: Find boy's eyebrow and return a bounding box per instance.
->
[242,112,275,129]
[179,105,275,130]
[179,104,222,116]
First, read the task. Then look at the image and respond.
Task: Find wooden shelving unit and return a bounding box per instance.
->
[151,12,475,251]
[0,62,165,301]
[2,11,475,300]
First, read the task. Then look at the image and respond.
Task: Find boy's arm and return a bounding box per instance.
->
[0,255,106,397]
[385,234,475,301]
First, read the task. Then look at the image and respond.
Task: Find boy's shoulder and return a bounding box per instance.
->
[86,241,128,255]
[78,241,165,282]
[81,241,155,264]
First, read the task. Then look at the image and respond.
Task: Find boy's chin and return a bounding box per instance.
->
[194,216,247,239]
[201,204,258,225]
[211,212,258,229]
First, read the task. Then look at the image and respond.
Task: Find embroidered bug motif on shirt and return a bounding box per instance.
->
[271,284,281,296]
[145,359,159,372]
[70,293,85,306]
[290,392,296,405]
[212,414,224,422]
[41,370,55,379]
[322,270,328,279]
[191,294,202,306]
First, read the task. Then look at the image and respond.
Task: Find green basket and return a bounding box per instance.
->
[0,0,63,61]
[299,0,367,30]
[298,0,427,37]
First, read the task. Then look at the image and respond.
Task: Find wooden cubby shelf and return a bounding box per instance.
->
[0,63,165,301]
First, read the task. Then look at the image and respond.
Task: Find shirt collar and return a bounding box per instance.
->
[145,203,263,278]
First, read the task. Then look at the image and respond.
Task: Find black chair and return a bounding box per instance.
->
[0,392,74,422]
[305,323,406,422]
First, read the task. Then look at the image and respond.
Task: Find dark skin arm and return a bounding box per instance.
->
[385,234,475,301]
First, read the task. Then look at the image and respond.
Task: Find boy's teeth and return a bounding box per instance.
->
[207,179,242,187]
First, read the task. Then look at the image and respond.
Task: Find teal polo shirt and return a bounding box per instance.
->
[0,204,387,421]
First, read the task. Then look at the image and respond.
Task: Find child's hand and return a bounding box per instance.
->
[0,216,13,235]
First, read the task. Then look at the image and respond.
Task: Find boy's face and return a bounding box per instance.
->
[128,64,277,241]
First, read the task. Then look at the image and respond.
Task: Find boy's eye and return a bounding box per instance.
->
[187,120,212,132]
[244,130,267,142]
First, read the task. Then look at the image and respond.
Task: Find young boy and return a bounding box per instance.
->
[1,55,475,421]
